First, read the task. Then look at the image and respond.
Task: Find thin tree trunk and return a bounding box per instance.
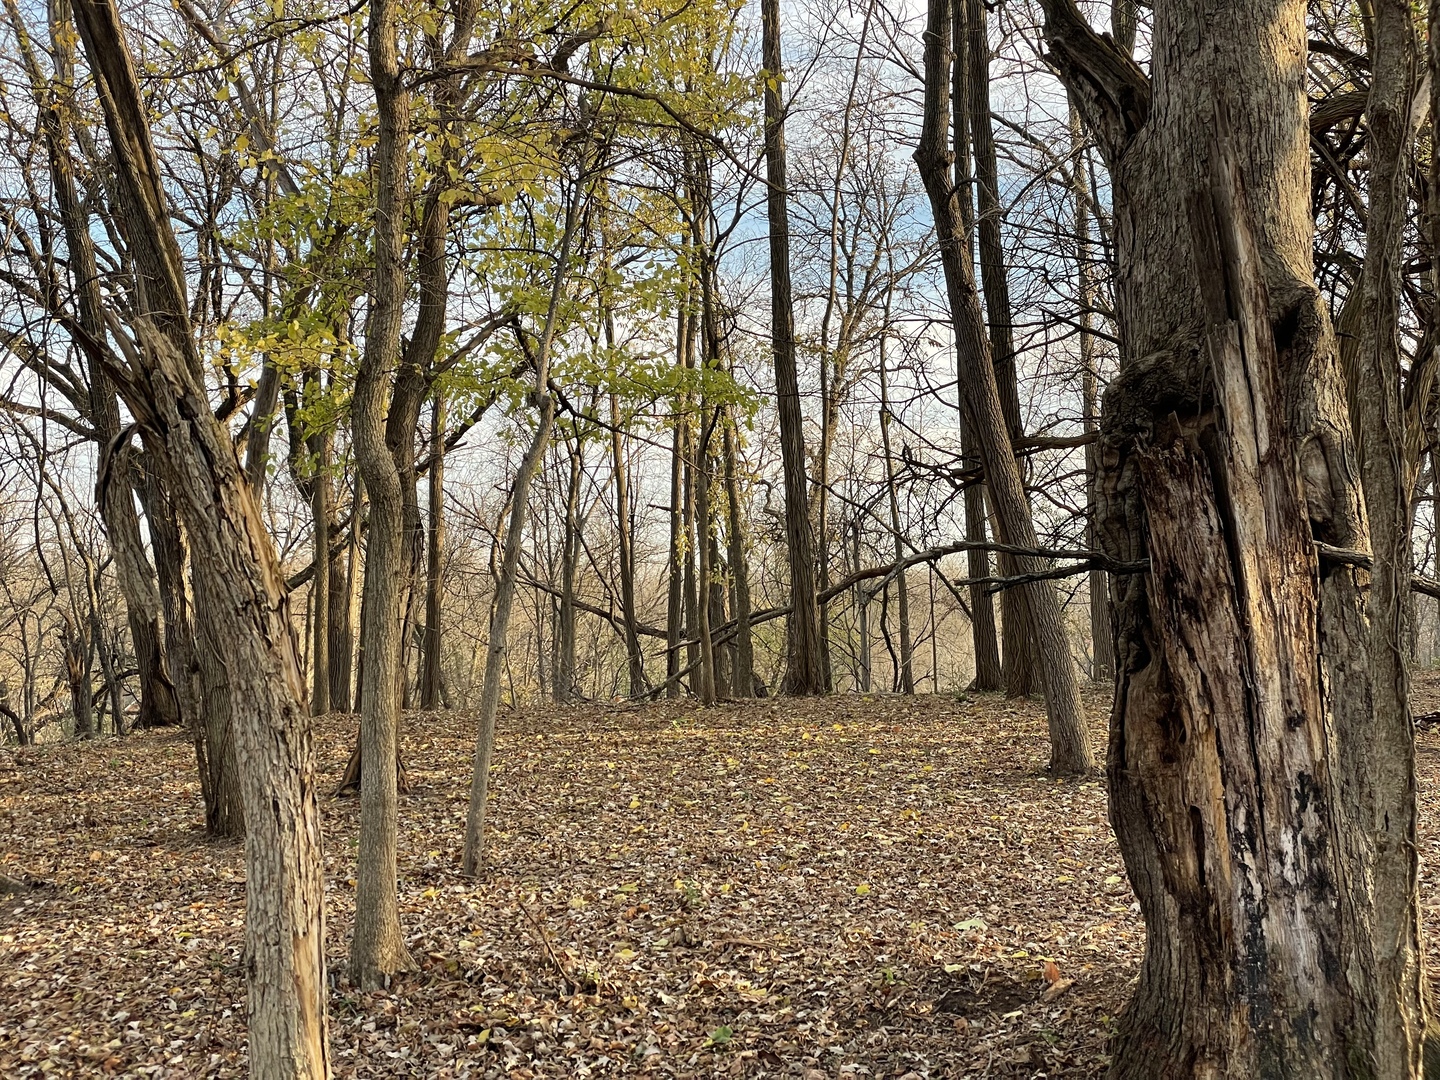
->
[878,320,914,694]
[707,494,731,699]
[330,493,355,713]
[665,288,691,698]
[421,395,446,710]
[854,525,871,691]
[609,387,645,696]
[761,0,825,695]
[916,0,1092,773]
[460,183,580,874]
[555,437,582,703]
[309,434,331,716]
[693,413,718,705]
[336,478,360,714]
[721,409,753,696]
[1069,103,1114,683]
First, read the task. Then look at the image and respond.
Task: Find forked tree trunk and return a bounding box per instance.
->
[72,1,328,1069]
[916,0,1092,773]
[761,0,826,696]
[32,17,179,732]
[1040,0,1425,1069]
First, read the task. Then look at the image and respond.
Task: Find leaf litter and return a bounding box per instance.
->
[3,677,1440,1077]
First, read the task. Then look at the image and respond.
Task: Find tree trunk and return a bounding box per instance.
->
[329,499,354,713]
[1039,0,1425,1067]
[962,438,1003,690]
[350,0,416,988]
[916,0,1092,774]
[192,566,246,837]
[309,434,331,716]
[853,525,872,691]
[666,289,692,698]
[421,395,446,711]
[555,437,582,703]
[761,0,825,696]
[965,0,1037,698]
[609,388,645,696]
[460,185,579,874]
[1069,102,1115,683]
[721,409,754,696]
[878,334,914,694]
[35,9,178,732]
[72,1,329,1068]
[948,8,1002,692]
[693,414,718,705]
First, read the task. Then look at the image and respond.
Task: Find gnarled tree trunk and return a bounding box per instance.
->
[71,0,329,1069]
[1041,0,1426,1069]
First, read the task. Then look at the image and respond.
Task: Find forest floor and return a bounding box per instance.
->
[6,680,1440,1079]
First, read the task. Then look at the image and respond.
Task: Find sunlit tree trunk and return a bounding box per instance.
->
[1041,0,1426,1067]
[351,0,415,987]
[72,1,329,1067]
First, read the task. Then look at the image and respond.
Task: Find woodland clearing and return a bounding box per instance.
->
[6,681,1440,1079]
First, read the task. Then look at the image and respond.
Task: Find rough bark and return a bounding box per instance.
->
[916,0,1093,773]
[71,0,329,1069]
[1037,0,1426,1067]
[31,0,178,731]
[761,0,825,695]
[351,0,416,988]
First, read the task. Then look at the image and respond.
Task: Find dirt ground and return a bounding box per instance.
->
[3,679,1440,1078]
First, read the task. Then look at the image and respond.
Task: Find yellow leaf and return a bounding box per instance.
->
[855,883,871,896]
